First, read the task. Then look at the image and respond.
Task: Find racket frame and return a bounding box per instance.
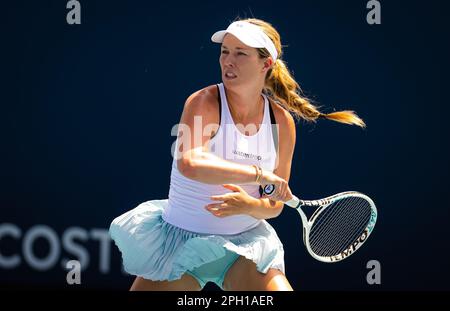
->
[263,186,377,263]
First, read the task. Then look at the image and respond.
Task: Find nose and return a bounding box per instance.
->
[222,54,235,68]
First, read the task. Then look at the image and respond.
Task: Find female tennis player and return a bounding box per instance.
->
[109,18,365,291]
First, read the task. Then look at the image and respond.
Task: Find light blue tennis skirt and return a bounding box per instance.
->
[109,199,285,282]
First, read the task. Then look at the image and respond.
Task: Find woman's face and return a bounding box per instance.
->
[219,34,269,90]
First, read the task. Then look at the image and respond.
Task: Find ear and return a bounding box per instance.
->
[262,57,274,73]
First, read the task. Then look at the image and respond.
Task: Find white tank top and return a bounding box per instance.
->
[162,83,278,234]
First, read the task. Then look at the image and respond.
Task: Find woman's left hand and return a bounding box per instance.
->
[205,184,258,218]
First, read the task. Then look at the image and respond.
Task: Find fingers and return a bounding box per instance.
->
[280,182,291,202]
[205,202,226,210]
[204,203,228,218]
[210,195,230,201]
[277,185,293,202]
[210,192,239,201]
[284,187,294,202]
[210,184,243,201]
[269,180,285,201]
[222,184,243,192]
[264,181,293,203]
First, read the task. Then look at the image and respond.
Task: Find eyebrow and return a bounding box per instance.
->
[221,45,249,51]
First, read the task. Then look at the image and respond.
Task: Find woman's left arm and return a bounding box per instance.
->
[205,104,297,220]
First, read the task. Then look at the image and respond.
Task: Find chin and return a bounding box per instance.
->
[222,77,243,91]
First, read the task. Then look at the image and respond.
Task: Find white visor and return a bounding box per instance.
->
[211,21,278,61]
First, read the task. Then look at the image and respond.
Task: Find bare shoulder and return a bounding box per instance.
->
[268,98,296,179]
[269,98,296,138]
[182,85,219,123]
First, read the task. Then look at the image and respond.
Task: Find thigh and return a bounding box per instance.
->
[222,256,293,291]
[130,273,202,291]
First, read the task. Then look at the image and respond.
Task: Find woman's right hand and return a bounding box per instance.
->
[258,170,293,203]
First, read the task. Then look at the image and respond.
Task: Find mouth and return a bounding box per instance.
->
[224,71,237,80]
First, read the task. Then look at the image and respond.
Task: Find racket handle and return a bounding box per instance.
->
[284,196,300,208]
[263,185,301,208]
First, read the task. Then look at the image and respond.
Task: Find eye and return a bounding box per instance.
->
[221,50,229,54]
[237,52,247,56]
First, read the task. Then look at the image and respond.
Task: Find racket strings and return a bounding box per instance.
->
[311,204,367,257]
[311,199,370,256]
[308,197,372,257]
[313,200,370,257]
[310,198,359,254]
[319,207,370,257]
[309,197,356,246]
[316,200,370,256]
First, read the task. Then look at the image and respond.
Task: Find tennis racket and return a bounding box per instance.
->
[263,185,377,263]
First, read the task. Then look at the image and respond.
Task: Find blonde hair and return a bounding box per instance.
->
[242,18,366,128]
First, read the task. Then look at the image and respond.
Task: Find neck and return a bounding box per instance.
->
[224,86,264,121]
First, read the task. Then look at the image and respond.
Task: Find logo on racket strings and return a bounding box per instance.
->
[329,229,369,262]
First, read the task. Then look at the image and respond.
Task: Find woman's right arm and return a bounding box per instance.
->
[175,87,285,187]
[175,87,258,184]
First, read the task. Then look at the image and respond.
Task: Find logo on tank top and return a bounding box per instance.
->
[230,135,263,161]
[232,149,262,161]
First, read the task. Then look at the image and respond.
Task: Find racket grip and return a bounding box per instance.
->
[263,184,300,208]
[284,196,300,208]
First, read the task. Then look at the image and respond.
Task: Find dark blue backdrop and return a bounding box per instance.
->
[1,0,449,290]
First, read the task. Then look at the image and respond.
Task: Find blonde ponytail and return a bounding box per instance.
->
[243,18,366,128]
